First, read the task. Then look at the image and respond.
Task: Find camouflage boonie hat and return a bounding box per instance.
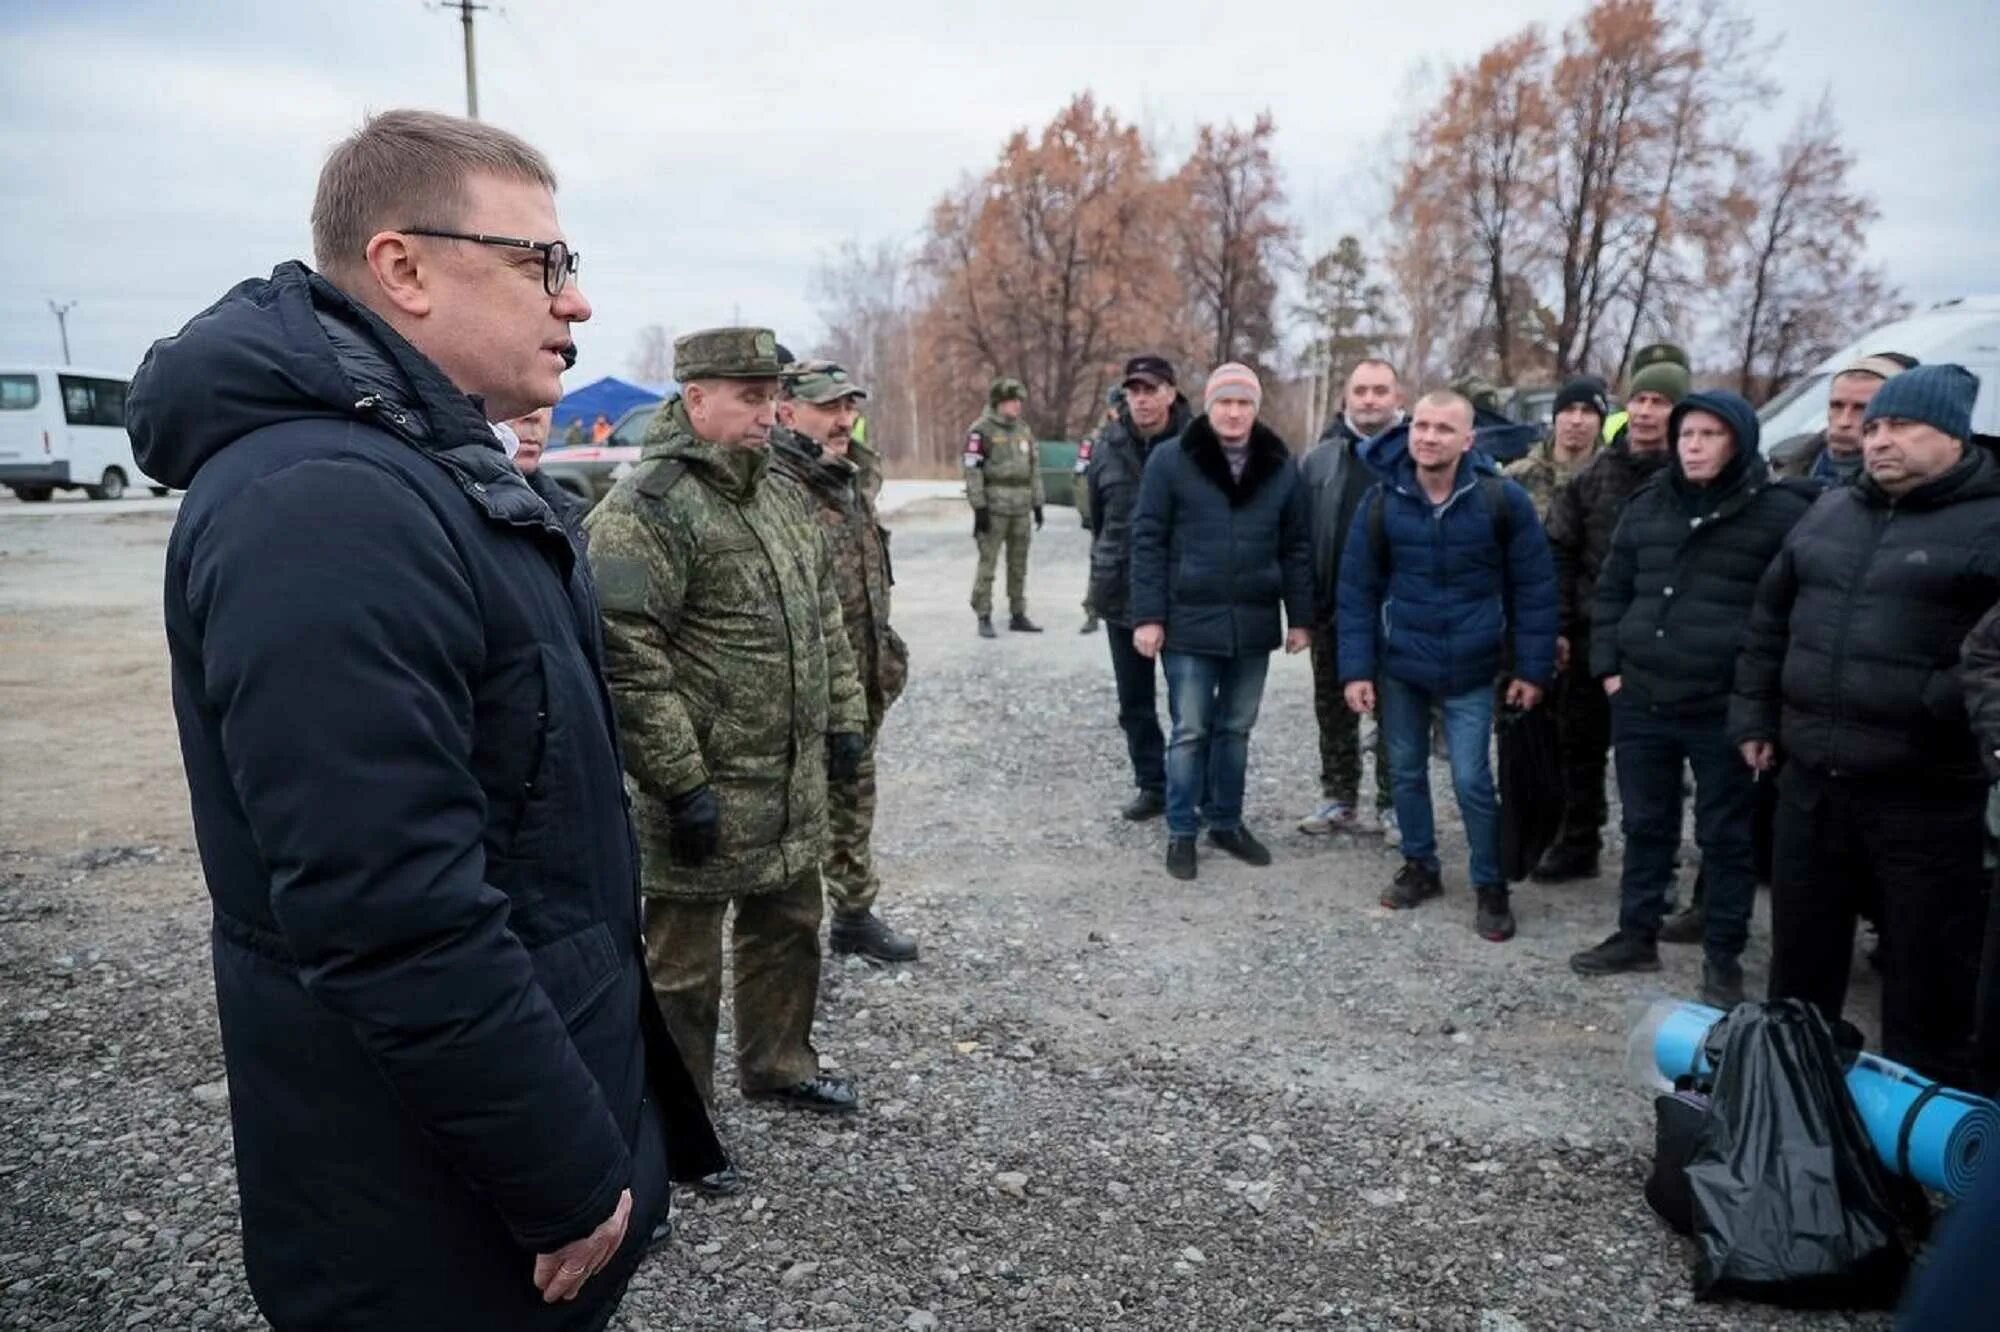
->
[989,376,1027,407]
[674,326,784,381]
[783,359,870,405]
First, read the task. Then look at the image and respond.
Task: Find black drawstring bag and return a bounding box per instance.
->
[1684,1000,1913,1308]
[1496,703,1561,883]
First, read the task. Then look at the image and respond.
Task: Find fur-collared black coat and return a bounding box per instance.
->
[1127,414,1313,657]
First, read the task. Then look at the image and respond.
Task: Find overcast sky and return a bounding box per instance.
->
[3,0,1994,383]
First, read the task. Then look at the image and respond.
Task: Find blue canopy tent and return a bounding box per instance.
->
[552,377,669,432]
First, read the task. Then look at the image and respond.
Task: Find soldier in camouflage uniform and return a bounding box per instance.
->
[1504,375,1608,520]
[965,377,1045,637]
[769,359,920,965]
[585,327,870,1121]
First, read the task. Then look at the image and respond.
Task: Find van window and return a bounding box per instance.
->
[0,374,37,410]
[57,375,129,428]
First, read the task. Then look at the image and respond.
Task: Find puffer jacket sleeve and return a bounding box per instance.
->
[1127,443,1175,627]
[1728,537,1800,746]
[588,505,710,801]
[1279,461,1314,631]
[1336,487,1387,683]
[1501,481,1558,687]
[187,458,631,1253]
[1963,600,2000,779]
[1589,503,1640,680]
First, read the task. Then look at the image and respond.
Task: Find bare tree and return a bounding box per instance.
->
[1175,113,1296,368]
[628,324,673,384]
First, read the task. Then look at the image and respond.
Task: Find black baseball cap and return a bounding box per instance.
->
[1121,354,1176,388]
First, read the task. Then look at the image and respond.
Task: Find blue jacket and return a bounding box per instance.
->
[1336,448,1558,693]
[127,263,725,1330]
[1128,415,1313,657]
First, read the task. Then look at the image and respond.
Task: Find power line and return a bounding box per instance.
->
[435,0,490,118]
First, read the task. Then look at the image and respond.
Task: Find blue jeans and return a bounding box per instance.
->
[1162,651,1270,838]
[1611,699,1759,961]
[1380,676,1501,888]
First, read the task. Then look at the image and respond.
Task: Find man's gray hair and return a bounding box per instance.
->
[311,109,556,276]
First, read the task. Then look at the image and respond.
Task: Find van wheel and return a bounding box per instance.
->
[13,486,52,502]
[149,486,170,497]
[86,468,128,501]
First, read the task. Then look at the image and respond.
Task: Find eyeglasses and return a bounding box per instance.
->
[399,227,581,297]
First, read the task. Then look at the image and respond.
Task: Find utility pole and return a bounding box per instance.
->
[441,0,488,119]
[48,300,76,366]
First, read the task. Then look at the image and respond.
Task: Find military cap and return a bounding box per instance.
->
[783,358,870,405]
[1627,342,1689,376]
[674,326,785,381]
[989,376,1027,407]
[1450,373,1504,417]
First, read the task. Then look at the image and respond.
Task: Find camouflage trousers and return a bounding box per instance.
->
[643,867,823,1103]
[1311,636,1392,811]
[971,510,1032,617]
[824,731,881,917]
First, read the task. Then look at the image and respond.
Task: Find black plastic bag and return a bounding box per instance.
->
[1646,1086,1711,1235]
[1496,703,1561,883]
[1685,1000,1911,1307]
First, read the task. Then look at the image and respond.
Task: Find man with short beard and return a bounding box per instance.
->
[1541,349,1688,884]
[1298,358,1403,837]
[126,109,722,1328]
[1085,355,1195,820]
[1771,352,1917,484]
[767,359,918,964]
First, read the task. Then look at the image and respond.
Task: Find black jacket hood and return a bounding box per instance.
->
[129,261,493,490]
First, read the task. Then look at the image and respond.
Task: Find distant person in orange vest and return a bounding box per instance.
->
[590,412,613,444]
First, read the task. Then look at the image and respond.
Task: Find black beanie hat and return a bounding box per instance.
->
[1553,375,1610,421]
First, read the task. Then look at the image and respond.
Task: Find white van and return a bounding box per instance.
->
[1759,295,2000,455]
[0,366,167,501]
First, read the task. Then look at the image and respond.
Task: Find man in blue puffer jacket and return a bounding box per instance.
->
[1338,389,1558,941]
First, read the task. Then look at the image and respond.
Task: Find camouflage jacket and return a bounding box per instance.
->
[1503,445,1592,523]
[963,407,1043,515]
[769,426,909,730]
[584,400,868,901]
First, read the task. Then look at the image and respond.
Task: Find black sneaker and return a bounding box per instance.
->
[1080,615,1100,635]
[1165,836,1197,880]
[1568,931,1662,976]
[1008,613,1043,633]
[1207,827,1272,867]
[747,1075,859,1115]
[1474,888,1516,943]
[1381,860,1443,910]
[1700,956,1746,1009]
[977,615,997,639]
[1530,843,1600,884]
[1658,905,1705,945]
[829,909,920,963]
[694,1164,744,1198]
[1121,789,1166,822]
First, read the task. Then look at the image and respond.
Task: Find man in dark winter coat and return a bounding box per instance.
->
[1085,354,1196,821]
[1338,390,1558,944]
[1298,358,1402,838]
[1129,362,1313,880]
[1568,392,1815,1007]
[1770,352,1917,485]
[125,110,723,1330]
[1734,364,2000,1092]
[509,405,588,539]
[1540,351,1686,884]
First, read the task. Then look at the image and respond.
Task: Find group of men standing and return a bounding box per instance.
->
[1081,335,2000,1096]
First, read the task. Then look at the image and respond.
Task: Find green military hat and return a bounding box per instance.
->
[989,376,1027,407]
[1626,341,1690,404]
[783,358,870,405]
[673,326,785,381]
[1628,342,1690,374]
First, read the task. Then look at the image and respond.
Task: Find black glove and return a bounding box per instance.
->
[664,785,720,868]
[1033,505,1045,530]
[826,732,866,782]
[973,508,990,538]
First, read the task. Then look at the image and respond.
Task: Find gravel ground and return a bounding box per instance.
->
[0,499,1894,1330]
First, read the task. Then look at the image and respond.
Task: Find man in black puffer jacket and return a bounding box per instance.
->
[1085,354,1196,820]
[1569,392,1815,1007]
[127,111,724,1329]
[1733,364,2000,1091]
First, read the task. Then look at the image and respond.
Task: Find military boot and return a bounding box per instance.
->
[1080,614,1101,635]
[1009,613,1043,633]
[830,909,920,963]
[977,615,997,639]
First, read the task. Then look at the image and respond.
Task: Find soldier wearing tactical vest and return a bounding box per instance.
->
[585,327,871,1137]
[964,376,1045,637]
